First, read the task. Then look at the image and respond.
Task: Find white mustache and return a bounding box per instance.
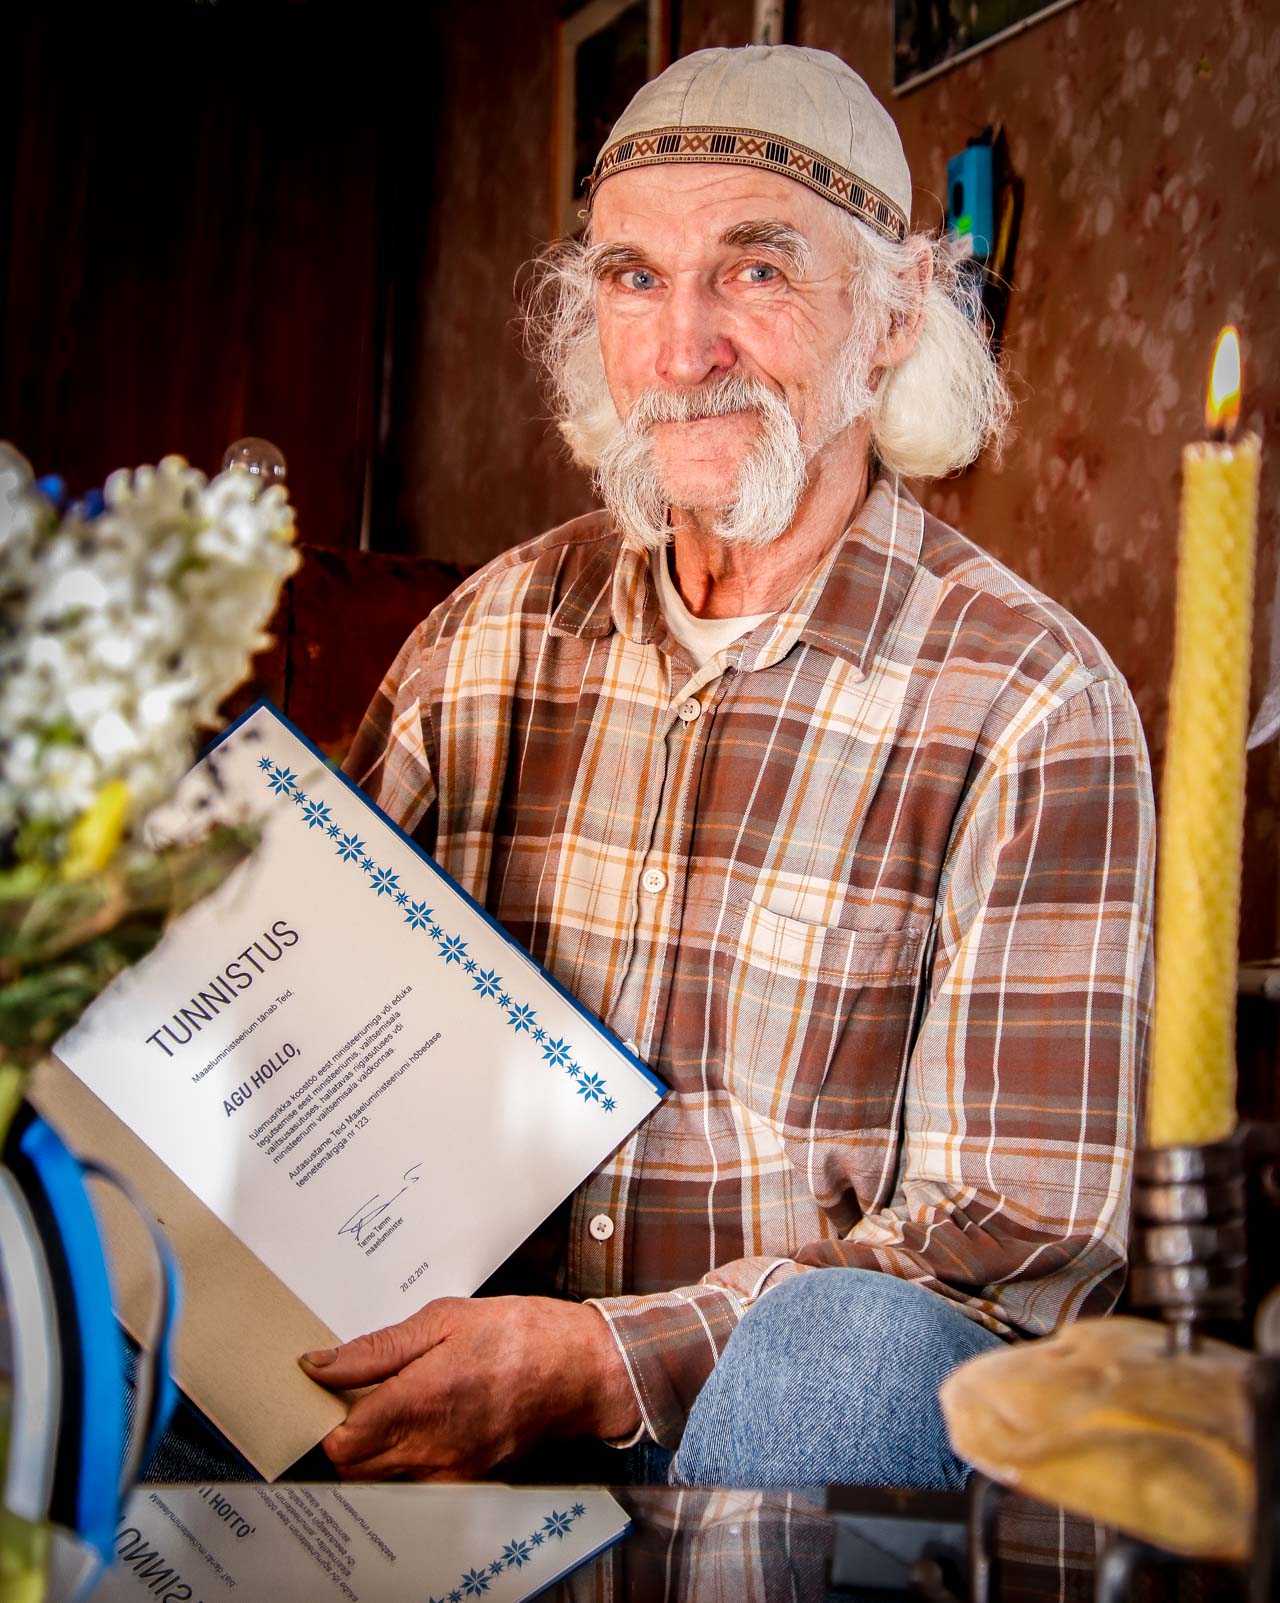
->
[596,370,809,552]
[623,376,785,433]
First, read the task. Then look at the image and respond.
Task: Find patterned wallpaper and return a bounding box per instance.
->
[815,0,1280,957]
[400,0,1279,953]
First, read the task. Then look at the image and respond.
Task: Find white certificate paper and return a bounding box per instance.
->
[56,704,664,1343]
[52,1483,629,1603]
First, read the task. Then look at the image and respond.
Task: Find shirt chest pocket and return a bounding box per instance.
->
[713,897,924,1137]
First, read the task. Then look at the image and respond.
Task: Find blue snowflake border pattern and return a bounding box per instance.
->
[422,1503,590,1601]
[261,757,615,1111]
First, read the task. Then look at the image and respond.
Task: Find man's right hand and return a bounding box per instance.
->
[300,1293,640,1480]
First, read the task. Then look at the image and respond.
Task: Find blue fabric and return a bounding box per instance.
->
[125,1271,1000,1491]
[18,1117,127,1557]
[121,1340,259,1484]
[671,1269,1004,1491]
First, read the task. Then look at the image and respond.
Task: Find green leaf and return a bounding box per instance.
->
[0,825,257,1048]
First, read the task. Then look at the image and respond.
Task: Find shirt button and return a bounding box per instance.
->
[677,698,702,723]
[589,1214,615,1242]
[641,867,667,894]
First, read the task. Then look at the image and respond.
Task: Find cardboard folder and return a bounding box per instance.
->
[31,1056,354,1481]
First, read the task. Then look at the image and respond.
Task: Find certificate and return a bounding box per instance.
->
[52,1483,629,1603]
[46,703,664,1472]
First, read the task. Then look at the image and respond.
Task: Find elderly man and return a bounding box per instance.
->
[303,45,1154,1491]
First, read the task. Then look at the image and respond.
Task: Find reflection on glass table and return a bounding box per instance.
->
[50,1481,1098,1603]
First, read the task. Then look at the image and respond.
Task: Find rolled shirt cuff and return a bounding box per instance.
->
[587,1257,799,1449]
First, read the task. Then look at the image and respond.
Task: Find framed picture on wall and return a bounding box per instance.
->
[893,0,1083,94]
[553,0,672,237]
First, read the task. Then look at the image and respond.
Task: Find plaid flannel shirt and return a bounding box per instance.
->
[344,476,1155,1450]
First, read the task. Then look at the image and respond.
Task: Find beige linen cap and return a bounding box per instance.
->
[589,45,910,243]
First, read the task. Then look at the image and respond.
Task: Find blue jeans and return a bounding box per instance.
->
[131,1269,1001,1489]
[124,1339,259,1483]
[670,1268,1003,1490]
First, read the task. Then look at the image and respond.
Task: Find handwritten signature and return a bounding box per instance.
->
[338,1163,423,1245]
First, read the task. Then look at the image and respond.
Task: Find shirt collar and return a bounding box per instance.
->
[549,475,924,674]
[792,474,924,673]
[548,532,663,645]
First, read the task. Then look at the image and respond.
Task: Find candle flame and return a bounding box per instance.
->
[1206,326,1242,436]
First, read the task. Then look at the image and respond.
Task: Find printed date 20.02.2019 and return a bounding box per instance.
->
[400,1261,430,1294]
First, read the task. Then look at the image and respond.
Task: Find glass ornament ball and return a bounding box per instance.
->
[221,437,287,484]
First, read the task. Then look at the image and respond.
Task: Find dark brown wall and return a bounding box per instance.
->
[379,4,598,563]
[1,3,431,551]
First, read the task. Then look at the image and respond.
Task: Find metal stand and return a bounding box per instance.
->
[1130,1139,1248,1350]
[1251,1353,1280,1603]
[1119,1129,1276,1602]
[828,1129,1280,1599]
[1094,1531,1182,1603]
[964,1475,1006,1603]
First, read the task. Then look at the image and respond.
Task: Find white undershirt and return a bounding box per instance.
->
[651,547,770,670]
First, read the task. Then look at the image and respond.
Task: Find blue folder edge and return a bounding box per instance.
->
[16,1115,125,1562]
[525,1516,633,1601]
[202,699,669,1100]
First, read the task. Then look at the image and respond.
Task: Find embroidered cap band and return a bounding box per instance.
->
[592,124,908,243]
[587,46,911,244]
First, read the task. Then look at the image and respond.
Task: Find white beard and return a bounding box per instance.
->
[593,374,811,552]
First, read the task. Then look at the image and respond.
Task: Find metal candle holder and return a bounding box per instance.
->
[1107,1125,1278,1599]
[829,1127,1280,1598]
[1130,1137,1248,1348]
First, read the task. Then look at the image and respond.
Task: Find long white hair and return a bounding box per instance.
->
[523,208,1010,483]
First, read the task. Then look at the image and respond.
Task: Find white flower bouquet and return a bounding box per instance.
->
[0,446,300,1118]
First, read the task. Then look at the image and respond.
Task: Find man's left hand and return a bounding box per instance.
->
[299,1294,640,1480]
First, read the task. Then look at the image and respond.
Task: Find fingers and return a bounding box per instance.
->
[323,1418,475,1484]
[305,1294,565,1480]
[329,1451,408,1482]
[321,1387,407,1467]
[321,1374,466,1482]
[300,1300,450,1389]
[330,1450,470,1483]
